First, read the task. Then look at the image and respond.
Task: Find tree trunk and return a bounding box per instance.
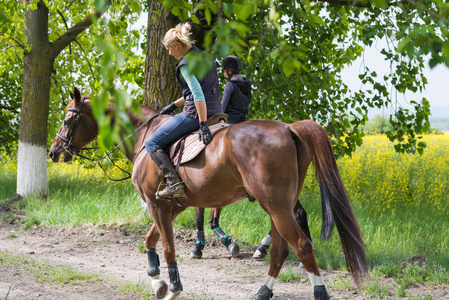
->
[16,1,106,198]
[17,1,53,197]
[143,0,180,108]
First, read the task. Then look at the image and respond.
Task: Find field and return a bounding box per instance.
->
[1,134,449,299]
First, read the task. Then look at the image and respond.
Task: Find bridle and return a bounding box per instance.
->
[56,96,95,157]
[55,96,161,181]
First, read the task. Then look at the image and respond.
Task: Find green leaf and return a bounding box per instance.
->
[223,3,233,18]
[397,37,411,54]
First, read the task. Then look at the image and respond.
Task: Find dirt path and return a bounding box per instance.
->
[0,223,447,300]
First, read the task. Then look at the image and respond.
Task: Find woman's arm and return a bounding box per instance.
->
[180,65,207,122]
[174,97,185,107]
[221,82,234,112]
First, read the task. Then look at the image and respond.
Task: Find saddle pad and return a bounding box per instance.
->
[169,120,228,166]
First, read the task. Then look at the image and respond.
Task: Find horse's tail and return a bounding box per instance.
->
[289,120,367,286]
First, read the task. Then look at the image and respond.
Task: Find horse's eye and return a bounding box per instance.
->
[63,120,70,126]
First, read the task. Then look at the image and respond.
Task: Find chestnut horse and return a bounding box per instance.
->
[49,88,367,300]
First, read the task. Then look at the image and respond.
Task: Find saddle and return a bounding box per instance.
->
[168,113,228,167]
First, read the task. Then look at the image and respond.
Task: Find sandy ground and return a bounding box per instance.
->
[0,221,448,300]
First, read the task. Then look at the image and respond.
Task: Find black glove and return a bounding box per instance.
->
[199,121,212,145]
[160,102,177,115]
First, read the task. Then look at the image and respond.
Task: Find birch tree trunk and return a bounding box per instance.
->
[16,1,106,197]
[17,1,53,197]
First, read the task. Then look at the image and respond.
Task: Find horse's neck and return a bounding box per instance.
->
[120,106,158,163]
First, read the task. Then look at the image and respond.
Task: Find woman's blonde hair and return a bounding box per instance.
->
[162,23,195,47]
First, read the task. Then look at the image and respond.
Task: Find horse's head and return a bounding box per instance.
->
[49,87,98,163]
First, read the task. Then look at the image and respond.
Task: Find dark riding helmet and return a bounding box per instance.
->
[220,55,243,72]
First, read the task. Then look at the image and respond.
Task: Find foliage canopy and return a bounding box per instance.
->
[162,0,448,156]
[1,0,448,157]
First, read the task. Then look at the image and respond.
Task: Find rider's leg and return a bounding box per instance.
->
[145,113,199,200]
[150,149,184,199]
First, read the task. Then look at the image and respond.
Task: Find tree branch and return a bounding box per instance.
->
[57,9,72,54]
[73,39,98,81]
[52,6,109,57]
[0,103,21,112]
[319,0,409,8]
[407,0,449,24]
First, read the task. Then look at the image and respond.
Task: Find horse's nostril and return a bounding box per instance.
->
[49,151,54,159]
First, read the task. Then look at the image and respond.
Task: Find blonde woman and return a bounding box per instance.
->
[145,23,222,200]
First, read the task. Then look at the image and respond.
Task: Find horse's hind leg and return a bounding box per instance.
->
[253,199,312,260]
[255,220,289,300]
[271,212,329,300]
[210,207,240,257]
[190,207,206,259]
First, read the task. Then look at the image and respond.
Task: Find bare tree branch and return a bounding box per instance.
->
[57,9,72,54]
[73,39,98,81]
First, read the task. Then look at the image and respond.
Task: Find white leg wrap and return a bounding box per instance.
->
[150,275,162,291]
[261,234,272,246]
[308,272,324,287]
[262,275,276,290]
[150,275,168,298]
[163,290,181,300]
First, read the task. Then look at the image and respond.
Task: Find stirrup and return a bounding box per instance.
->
[155,181,184,200]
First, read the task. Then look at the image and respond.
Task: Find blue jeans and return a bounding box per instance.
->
[145,112,199,154]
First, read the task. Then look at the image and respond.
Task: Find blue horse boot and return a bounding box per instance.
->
[146,248,168,299]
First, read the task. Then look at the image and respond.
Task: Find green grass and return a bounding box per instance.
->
[277,266,304,283]
[0,250,152,298]
[0,251,101,285]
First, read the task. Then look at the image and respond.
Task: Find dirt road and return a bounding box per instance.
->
[0,223,447,300]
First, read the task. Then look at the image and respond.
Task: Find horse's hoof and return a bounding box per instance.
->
[151,278,168,299]
[228,242,240,257]
[314,285,330,300]
[163,290,181,300]
[254,285,273,300]
[189,248,202,259]
[252,249,266,259]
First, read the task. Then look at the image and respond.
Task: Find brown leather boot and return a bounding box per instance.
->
[150,149,184,200]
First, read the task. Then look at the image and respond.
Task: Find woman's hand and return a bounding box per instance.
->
[199,121,212,145]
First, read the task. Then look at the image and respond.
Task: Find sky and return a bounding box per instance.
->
[341,43,449,114]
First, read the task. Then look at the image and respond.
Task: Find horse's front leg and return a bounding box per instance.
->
[148,203,185,300]
[145,223,168,299]
[210,207,240,257]
[146,202,185,300]
[190,207,206,258]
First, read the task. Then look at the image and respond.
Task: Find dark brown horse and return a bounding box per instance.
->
[190,200,313,261]
[49,88,367,300]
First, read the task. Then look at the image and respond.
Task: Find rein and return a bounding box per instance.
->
[56,98,160,181]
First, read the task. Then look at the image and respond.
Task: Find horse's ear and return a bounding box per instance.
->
[73,87,81,106]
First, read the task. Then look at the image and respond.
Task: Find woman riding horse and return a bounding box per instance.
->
[49,24,368,298]
[144,22,221,200]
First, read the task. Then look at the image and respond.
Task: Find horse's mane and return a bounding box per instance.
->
[139,104,159,117]
[66,97,159,127]
[128,104,159,128]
